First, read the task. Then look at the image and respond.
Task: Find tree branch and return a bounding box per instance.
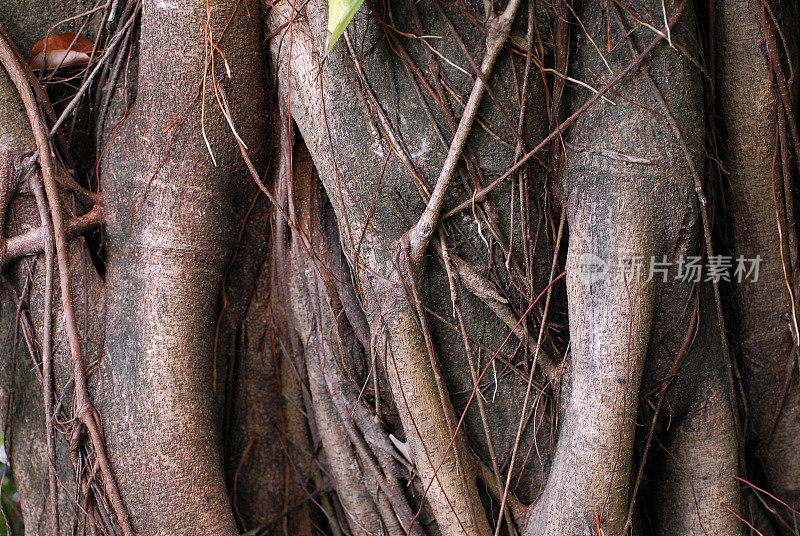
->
[407,0,523,266]
[2,203,102,268]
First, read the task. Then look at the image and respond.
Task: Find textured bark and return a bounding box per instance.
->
[96,0,269,533]
[265,0,564,531]
[716,0,800,522]
[648,370,740,535]
[525,2,740,534]
[280,179,386,536]
[223,229,316,534]
[274,132,432,536]
[220,176,313,533]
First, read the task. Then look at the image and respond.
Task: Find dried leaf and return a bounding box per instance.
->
[29,33,94,71]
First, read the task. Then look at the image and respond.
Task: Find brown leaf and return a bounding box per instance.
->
[29,33,95,70]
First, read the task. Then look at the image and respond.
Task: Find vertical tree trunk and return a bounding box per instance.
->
[97,0,269,532]
[717,1,800,522]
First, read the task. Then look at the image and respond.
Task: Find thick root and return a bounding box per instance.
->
[98,0,269,533]
[716,0,800,519]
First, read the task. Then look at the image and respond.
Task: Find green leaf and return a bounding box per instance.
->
[326,0,365,53]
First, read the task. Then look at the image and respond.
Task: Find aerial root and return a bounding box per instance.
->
[0,23,134,536]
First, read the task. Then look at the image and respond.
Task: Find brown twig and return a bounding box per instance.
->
[47,2,141,139]
[440,247,558,381]
[408,0,524,266]
[2,203,102,267]
[408,270,566,531]
[495,208,565,536]
[438,229,516,535]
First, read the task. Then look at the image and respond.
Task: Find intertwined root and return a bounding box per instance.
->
[0,0,797,535]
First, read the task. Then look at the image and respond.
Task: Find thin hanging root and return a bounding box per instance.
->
[770,129,800,346]
[409,271,566,535]
[561,0,614,75]
[29,172,59,536]
[223,85,427,534]
[434,243,559,381]
[759,1,800,178]
[0,25,134,536]
[45,3,141,139]
[764,4,800,344]
[622,293,699,534]
[439,230,518,536]
[495,209,565,536]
